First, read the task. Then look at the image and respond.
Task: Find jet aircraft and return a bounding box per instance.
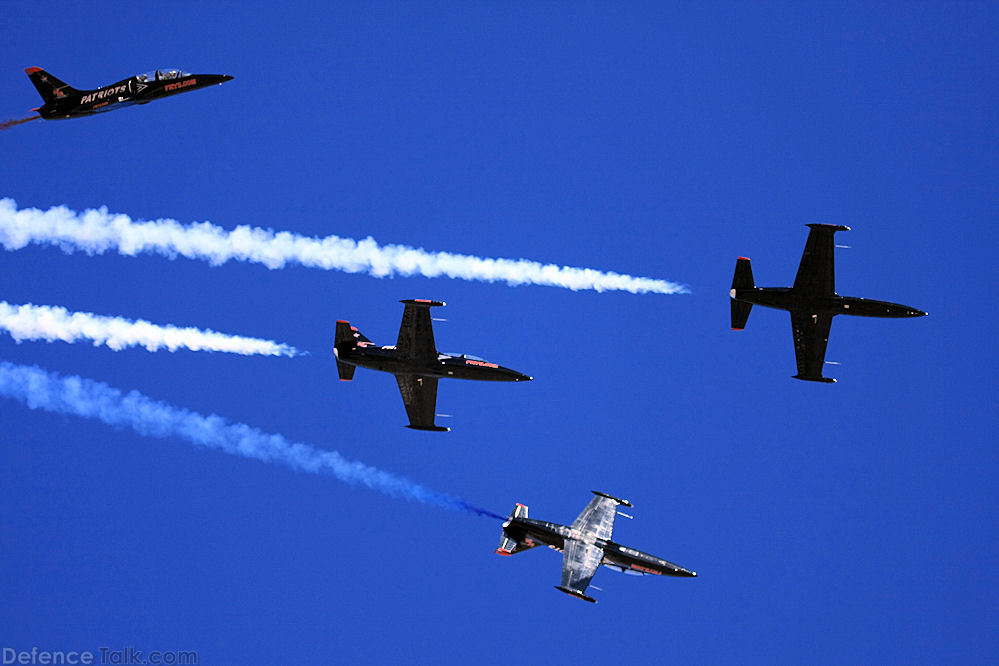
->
[496,491,697,603]
[24,67,232,119]
[730,223,926,382]
[333,300,531,432]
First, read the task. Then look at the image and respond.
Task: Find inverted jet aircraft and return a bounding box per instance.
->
[496,491,697,603]
[730,224,926,382]
[333,300,531,432]
[24,67,232,119]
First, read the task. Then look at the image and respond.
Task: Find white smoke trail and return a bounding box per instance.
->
[0,360,502,519]
[0,199,688,294]
[0,301,299,356]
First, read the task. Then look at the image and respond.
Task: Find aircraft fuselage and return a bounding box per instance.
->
[28,68,232,120]
[731,287,926,318]
[502,516,696,577]
[335,345,531,382]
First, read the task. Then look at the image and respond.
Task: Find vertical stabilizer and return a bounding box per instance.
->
[24,67,79,104]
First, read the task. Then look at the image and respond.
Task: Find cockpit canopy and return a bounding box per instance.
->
[441,353,487,361]
[136,69,190,82]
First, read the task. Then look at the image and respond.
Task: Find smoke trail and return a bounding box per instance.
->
[0,360,503,519]
[0,301,300,356]
[0,199,688,295]
[0,116,40,130]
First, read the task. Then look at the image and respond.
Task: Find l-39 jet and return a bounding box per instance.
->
[24,67,232,119]
[333,300,531,432]
[730,224,926,383]
[496,491,697,603]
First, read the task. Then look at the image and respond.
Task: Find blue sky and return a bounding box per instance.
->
[1,2,996,663]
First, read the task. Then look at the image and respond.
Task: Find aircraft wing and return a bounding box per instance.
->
[557,539,603,603]
[396,301,439,364]
[396,375,448,431]
[570,495,619,542]
[793,224,841,296]
[790,311,835,382]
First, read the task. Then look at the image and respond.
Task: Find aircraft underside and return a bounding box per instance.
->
[334,301,530,431]
[730,224,926,382]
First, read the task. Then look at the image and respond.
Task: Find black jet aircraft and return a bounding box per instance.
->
[730,223,927,382]
[496,491,697,603]
[24,67,232,119]
[333,299,531,432]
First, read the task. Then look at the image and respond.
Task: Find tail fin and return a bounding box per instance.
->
[508,503,528,520]
[334,320,372,381]
[730,257,754,330]
[24,67,79,103]
[335,320,372,347]
[496,504,535,556]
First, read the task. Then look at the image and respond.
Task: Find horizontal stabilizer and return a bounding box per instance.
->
[336,360,356,381]
[495,532,537,555]
[496,504,536,555]
[554,586,597,603]
[731,300,752,330]
[334,320,368,380]
[495,534,518,555]
[730,257,755,329]
[496,532,527,557]
[731,257,754,290]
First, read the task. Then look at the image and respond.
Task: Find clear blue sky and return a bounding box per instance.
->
[1,2,995,663]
